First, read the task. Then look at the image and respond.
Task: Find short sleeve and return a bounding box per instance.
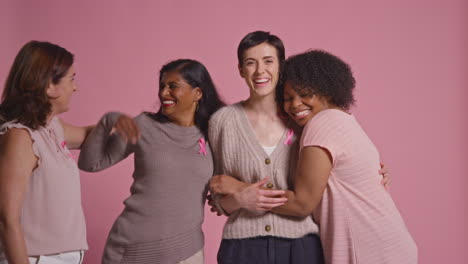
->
[301,110,350,165]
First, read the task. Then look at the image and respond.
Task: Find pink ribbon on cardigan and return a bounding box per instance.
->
[198,138,207,155]
[283,129,294,145]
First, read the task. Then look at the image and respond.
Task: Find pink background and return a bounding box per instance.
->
[1,0,467,263]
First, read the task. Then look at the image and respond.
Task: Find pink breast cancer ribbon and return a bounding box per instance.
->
[198,138,207,155]
[61,140,75,159]
[283,129,294,145]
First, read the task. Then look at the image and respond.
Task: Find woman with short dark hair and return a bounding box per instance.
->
[209,31,324,264]
[209,31,392,264]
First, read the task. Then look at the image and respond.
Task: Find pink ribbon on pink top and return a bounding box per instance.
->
[283,129,294,145]
[198,138,207,155]
[61,140,75,159]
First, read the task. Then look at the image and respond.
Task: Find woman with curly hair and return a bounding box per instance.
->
[0,41,92,263]
[273,50,418,263]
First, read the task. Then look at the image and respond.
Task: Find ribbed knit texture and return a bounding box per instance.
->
[209,103,319,239]
[0,117,88,256]
[78,112,212,264]
[302,109,417,264]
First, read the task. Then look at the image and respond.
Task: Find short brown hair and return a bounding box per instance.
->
[237,31,285,66]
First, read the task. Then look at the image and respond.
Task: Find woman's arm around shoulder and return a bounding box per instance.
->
[0,128,38,263]
[210,175,287,215]
[77,112,140,172]
[59,119,95,150]
[272,146,332,217]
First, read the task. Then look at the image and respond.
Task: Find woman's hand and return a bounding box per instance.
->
[208,174,248,215]
[209,174,248,195]
[233,177,288,212]
[209,175,288,214]
[206,193,223,216]
[379,162,391,190]
[111,115,140,144]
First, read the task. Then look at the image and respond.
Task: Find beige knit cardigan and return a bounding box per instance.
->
[209,103,319,239]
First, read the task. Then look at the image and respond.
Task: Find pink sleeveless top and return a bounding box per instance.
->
[301,109,417,264]
[0,117,88,256]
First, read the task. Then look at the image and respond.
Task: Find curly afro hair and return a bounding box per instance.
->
[277,49,356,111]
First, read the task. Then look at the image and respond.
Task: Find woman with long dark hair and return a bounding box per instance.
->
[78,59,224,264]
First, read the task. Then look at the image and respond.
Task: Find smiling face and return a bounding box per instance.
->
[239,42,280,98]
[159,70,201,126]
[283,82,330,127]
[47,65,77,115]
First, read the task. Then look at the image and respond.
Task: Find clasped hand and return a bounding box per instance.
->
[208,175,288,215]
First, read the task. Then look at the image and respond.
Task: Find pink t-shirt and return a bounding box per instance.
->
[301,109,417,264]
[0,117,88,256]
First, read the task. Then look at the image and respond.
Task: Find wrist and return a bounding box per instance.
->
[235,182,250,193]
[232,189,246,209]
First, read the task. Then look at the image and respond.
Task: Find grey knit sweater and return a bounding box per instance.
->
[78,112,212,264]
[209,103,319,239]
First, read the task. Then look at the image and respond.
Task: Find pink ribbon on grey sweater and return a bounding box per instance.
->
[198,138,207,155]
[283,129,294,145]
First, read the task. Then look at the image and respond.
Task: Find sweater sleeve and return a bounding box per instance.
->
[78,112,134,172]
[208,108,230,215]
[208,109,225,176]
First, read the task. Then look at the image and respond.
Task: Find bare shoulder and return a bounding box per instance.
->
[0,128,34,156]
[0,128,32,145]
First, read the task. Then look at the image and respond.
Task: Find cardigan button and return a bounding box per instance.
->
[265,225,272,232]
[266,183,274,189]
[265,158,271,165]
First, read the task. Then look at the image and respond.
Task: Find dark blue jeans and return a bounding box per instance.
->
[217,234,324,264]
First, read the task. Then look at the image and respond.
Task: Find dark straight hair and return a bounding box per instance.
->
[0,40,74,129]
[149,59,225,138]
